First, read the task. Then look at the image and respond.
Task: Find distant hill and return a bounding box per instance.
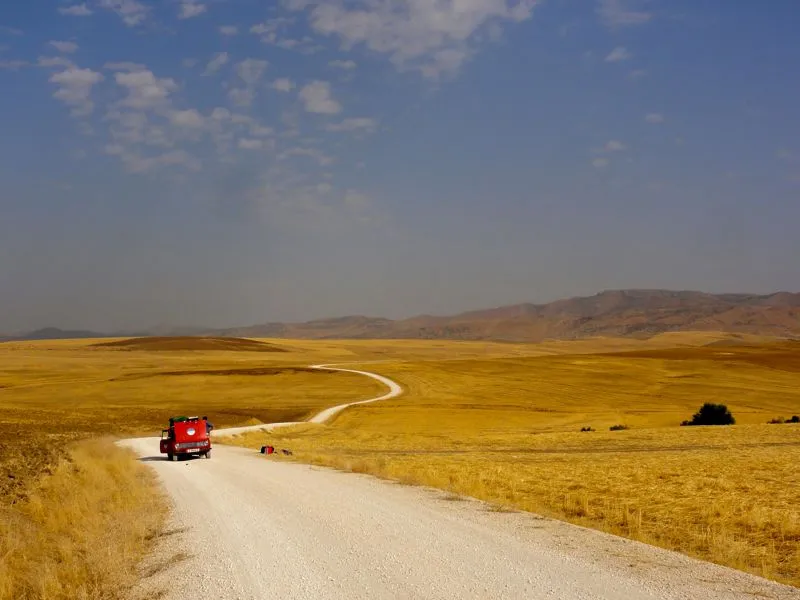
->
[5,290,800,343]
[1,327,113,342]
[91,336,287,352]
[216,290,800,342]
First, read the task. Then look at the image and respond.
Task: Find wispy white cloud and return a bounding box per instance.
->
[104,109,149,144]
[228,87,255,107]
[50,40,79,54]
[98,0,149,26]
[230,113,255,125]
[238,138,263,150]
[250,17,294,43]
[297,0,538,79]
[50,66,103,116]
[299,81,341,114]
[589,139,626,168]
[105,143,125,155]
[169,109,205,128]
[329,59,356,70]
[202,52,228,76]
[39,56,76,68]
[605,46,631,62]
[115,69,178,109]
[0,59,28,70]
[250,125,273,137]
[325,117,377,133]
[179,1,207,20]
[122,149,201,173]
[645,112,664,124]
[211,107,231,121]
[272,77,296,92]
[235,58,268,85]
[597,0,652,28]
[59,4,93,16]
[283,0,313,10]
[0,26,24,36]
[33,0,542,189]
[603,140,627,152]
[224,59,269,108]
[250,19,324,55]
[103,100,211,173]
[279,146,335,166]
[104,61,146,71]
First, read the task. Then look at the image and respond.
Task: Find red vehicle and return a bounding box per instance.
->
[160,416,211,461]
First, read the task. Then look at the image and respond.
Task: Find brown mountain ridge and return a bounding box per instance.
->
[5,289,799,343]
[217,289,800,342]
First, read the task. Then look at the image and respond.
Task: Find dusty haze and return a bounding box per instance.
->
[1,1,798,332]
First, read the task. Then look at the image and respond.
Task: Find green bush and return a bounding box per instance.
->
[609,424,629,431]
[682,403,735,426]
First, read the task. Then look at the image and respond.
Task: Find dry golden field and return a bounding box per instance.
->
[1,335,548,502]
[225,336,800,587]
[0,336,394,600]
[0,439,166,600]
[2,333,799,590]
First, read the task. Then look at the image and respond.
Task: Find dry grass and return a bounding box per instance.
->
[0,334,683,506]
[0,438,166,600]
[226,339,800,587]
[4,334,799,588]
[0,337,407,600]
[0,338,388,444]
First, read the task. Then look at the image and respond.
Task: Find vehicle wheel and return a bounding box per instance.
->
[204,451,211,459]
[167,453,173,462]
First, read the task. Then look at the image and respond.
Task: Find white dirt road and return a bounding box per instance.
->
[208,363,403,438]
[123,366,799,600]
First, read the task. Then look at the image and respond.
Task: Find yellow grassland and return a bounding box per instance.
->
[2,333,799,588]
[224,337,800,586]
[0,439,166,600]
[0,337,391,599]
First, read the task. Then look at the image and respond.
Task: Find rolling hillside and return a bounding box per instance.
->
[220,289,800,342]
[6,290,800,343]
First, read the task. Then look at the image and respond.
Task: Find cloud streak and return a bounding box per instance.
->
[597,0,652,28]
[50,66,103,116]
[115,69,178,109]
[50,41,79,54]
[98,0,149,26]
[179,2,207,19]
[203,52,229,76]
[605,46,631,62]
[59,4,93,16]
[299,81,341,114]
[295,0,538,78]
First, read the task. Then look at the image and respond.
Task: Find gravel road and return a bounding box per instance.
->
[209,363,403,438]
[123,367,799,600]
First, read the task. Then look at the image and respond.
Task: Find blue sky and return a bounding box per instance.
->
[1,0,799,332]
